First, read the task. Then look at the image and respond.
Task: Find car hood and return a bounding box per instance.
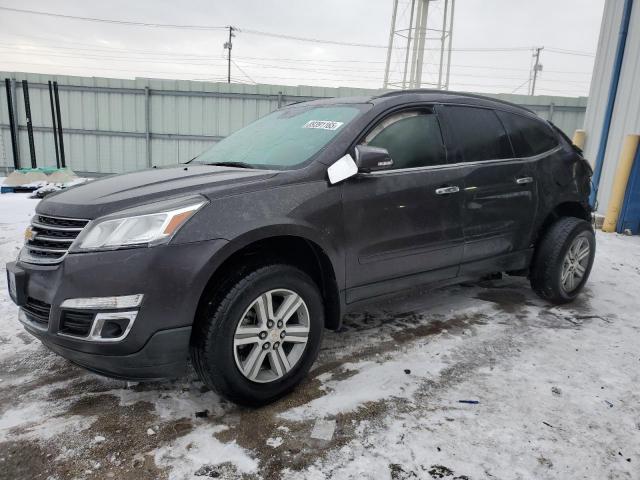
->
[37,165,278,219]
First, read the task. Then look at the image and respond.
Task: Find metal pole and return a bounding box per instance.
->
[21,80,37,168]
[437,0,449,89]
[383,0,400,89]
[414,0,430,87]
[408,0,424,88]
[48,81,60,168]
[444,0,455,89]
[4,78,19,169]
[11,78,20,165]
[53,81,66,168]
[402,0,417,89]
[145,86,151,167]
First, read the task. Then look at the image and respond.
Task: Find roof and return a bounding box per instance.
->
[372,89,536,114]
[294,89,536,116]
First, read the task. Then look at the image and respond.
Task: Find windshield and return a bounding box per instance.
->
[193,104,364,169]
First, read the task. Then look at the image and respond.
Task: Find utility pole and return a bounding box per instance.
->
[224,26,236,84]
[530,47,543,96]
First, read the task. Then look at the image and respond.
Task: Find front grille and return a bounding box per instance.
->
[59,310,95,337]
[22,297,51,326]
[23,214,89,264]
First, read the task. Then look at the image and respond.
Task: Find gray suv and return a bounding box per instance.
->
[6,90,595,405]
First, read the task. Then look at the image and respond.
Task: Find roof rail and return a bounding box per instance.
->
[374,88,535,114]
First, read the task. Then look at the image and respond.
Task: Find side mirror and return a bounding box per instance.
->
[326,146,394,185]
[327,154,358,185]
[354,145,393,173]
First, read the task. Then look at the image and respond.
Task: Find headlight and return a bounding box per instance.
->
[71,195,207,252]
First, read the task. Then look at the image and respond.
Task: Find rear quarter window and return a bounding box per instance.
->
[496,110,559,157]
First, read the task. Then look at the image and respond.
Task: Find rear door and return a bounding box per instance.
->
[439,105,538,266]
[342,107,465,302]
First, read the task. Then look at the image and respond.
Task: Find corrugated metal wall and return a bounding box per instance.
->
[0,71,587,175]
[582,0,640,215]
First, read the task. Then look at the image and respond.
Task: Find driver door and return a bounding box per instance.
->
[342,107,465,303]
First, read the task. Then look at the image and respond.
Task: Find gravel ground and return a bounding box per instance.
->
[1,193,639,480]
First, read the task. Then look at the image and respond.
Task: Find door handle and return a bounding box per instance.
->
[516,176,533,185]
[435,186,460,195]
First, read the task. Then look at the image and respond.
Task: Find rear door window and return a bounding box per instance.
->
[442,106,512,162]
[496,110,559,157]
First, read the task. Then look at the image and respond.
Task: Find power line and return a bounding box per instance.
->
[0,6,598,64]
[241,28,389,49]
[0,6,540,52]
[0,49,590,86]
[3,58,590,96]
[4,35,586,72]
[0,44,593,82]
[1,60,229,78]
[510,78,531,94]
[0,46,229,67]
[231,59,256,84]
[0,6,227,30]
[0,40,534,70]
[0,58,521,88]
[0,39,231,61]
[546,47,596,57]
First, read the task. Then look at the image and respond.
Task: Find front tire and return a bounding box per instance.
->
[190,264,324,406]
[530,217,596,304]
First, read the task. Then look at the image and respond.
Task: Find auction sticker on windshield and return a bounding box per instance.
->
[303,120,344,130]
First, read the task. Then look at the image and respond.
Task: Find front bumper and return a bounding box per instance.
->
[39,326,193,380]
[6,239,228,379]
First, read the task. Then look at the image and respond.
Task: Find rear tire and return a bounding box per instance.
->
[190,263,324,406]
[530,217,595,304]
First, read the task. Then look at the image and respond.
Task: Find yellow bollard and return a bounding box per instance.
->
[602,134,640,232]
[572,129,586,150]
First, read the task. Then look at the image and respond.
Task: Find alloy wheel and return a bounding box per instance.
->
[233,289,310,383]
[560,234,591,293]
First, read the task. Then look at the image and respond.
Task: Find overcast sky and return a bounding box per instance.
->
[0,0,605,97]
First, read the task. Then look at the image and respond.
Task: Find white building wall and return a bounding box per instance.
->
[583,0,640,214]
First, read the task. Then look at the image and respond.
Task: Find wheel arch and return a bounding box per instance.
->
[195,228,343,331]
[534,201,592,246]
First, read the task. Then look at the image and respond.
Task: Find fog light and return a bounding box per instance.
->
[101,319,128,339]
[86,311,138,342]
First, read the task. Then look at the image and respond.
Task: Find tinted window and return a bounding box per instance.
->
[444,106,512,162]
[363,111,446,169]
[496,110,559,157]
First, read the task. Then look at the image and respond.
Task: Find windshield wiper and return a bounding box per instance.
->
[205,161,255,169]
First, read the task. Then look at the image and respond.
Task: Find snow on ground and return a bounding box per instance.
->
[0,192,639,479]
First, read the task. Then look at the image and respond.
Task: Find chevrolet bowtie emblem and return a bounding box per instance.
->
[24,226,35,241]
